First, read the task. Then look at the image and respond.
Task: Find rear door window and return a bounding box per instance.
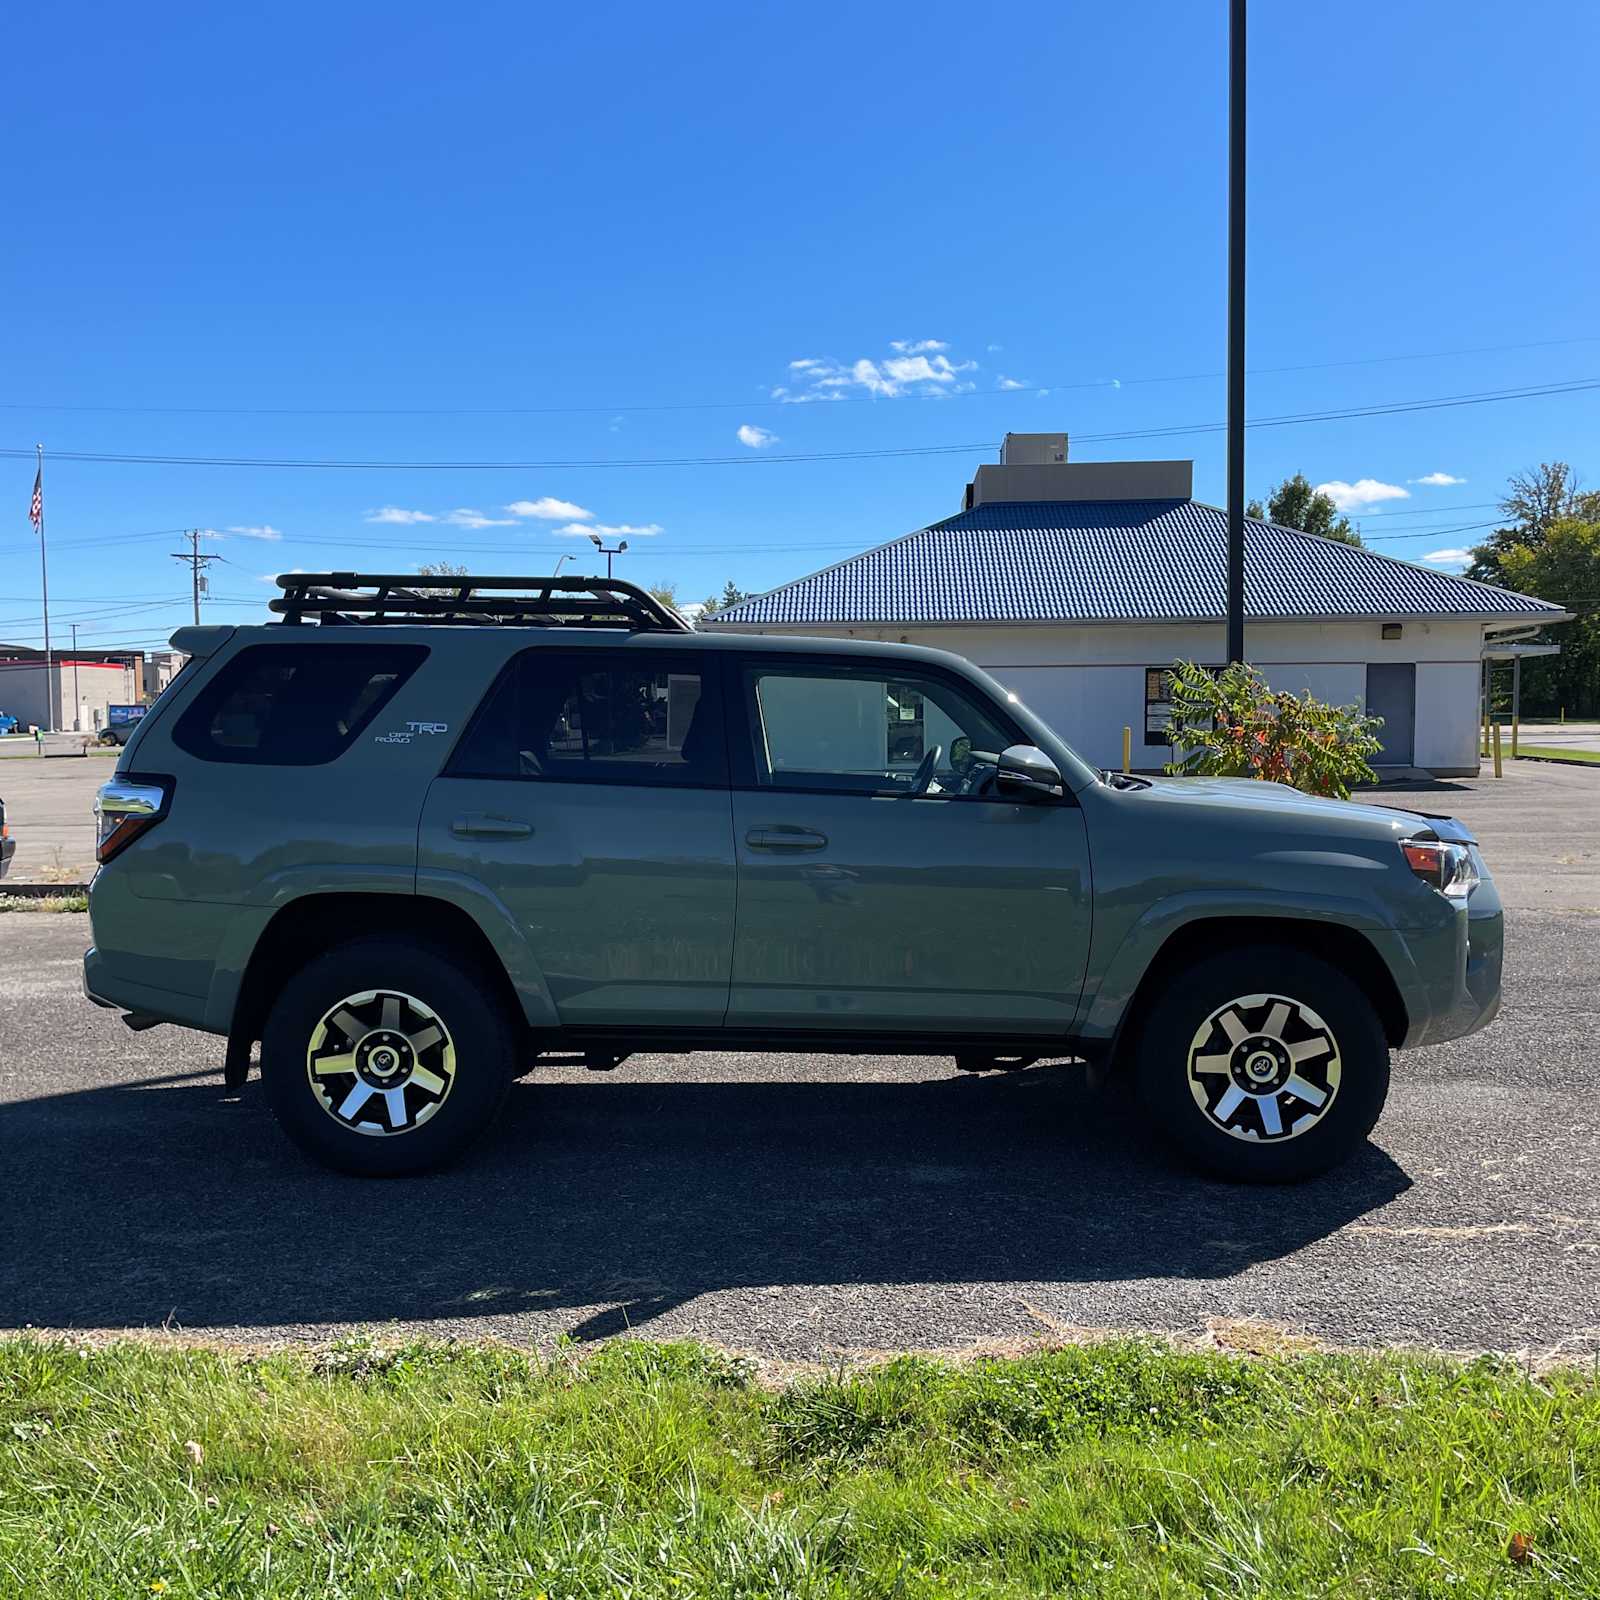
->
[173,643,426,765]
[446,650,725,787]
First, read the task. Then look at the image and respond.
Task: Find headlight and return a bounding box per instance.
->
[1400,838,1479,900]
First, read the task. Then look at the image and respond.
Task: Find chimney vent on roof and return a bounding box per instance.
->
[1000,432,1067,467]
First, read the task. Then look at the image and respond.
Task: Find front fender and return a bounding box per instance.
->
[1075,887,1424,1047]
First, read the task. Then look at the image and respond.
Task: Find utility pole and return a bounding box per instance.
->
[170,530,220,625]
[70,623,81,733]
[1225,0,1247,667]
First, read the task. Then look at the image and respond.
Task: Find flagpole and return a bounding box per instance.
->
[37,443,53,731]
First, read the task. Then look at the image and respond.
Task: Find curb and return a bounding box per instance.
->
[0,882,92,899]
[1513,754,1600,769]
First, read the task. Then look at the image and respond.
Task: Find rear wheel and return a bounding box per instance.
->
[1133,946,1389,1182]
[262,937,513,1176]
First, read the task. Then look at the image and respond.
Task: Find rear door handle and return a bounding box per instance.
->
[745,826,828,852]
[451,812,533,840]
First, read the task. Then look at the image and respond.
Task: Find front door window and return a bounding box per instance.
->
[743,664,1014,797]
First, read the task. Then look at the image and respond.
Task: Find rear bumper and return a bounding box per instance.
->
[82,943,214,1031]
[0,836,13,879]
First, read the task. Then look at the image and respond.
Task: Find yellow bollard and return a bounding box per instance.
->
[1122,726,1131,774]
[1492,720,1503,778]
[1482,707,1491,758]
[1512,709,1519,759]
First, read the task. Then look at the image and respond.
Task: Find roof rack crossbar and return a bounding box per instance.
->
[268,573,692,633]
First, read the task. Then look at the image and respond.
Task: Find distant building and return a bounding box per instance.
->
[704,433,1570,777]
[144,649,187,700]
[0,646,144,733]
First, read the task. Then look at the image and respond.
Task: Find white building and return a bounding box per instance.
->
[704,436,1569,777]
[0,649,144,733]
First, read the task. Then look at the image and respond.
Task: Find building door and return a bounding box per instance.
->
[1366,663,1416,764]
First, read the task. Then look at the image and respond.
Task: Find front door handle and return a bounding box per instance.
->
[745,825,828,852]
[451,812,533,840]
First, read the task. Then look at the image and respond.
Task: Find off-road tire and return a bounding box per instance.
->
[262,936,514,1177]
[1133,944,1390,1183]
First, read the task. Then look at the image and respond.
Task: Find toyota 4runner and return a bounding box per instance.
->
[84,573,1503,1182]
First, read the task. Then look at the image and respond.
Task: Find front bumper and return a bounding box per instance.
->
[1394,867,1504,1049]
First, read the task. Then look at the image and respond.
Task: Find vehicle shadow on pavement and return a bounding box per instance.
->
[0,1063,1411,1341]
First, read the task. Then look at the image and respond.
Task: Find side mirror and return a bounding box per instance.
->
[995,743,1064,799]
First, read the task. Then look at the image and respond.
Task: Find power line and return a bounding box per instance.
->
[1,333,1596,418]
[4,377,1595,474]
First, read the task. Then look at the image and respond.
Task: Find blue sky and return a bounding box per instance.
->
[2,0,1596,651]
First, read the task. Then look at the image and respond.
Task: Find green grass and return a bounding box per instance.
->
[1515,744,1600,765]
[1,1337,1596,1598]
[0,892,88,911]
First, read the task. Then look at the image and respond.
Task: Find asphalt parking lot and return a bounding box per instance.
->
[2,762,1597,1359]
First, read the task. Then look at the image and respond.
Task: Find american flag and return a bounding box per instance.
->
[28,469,42,531]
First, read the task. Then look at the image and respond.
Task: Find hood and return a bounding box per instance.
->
[1131,774,1464,839]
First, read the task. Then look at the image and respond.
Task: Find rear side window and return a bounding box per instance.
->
[173,643,427,765]
[446,650,724,787]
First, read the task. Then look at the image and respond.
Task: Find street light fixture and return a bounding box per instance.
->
[588,531,629,578]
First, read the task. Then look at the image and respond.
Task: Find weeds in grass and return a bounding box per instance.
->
[0,893,87,911]
[0,1336,1595,1597]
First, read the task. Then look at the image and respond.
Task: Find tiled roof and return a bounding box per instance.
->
[705,499,1565,627]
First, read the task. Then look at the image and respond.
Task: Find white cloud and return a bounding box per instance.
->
[553,521,662,538]
[774,342,979,402]
[257,566,306,584]
[1411,471,1467,487]
[224,524,283,541]
[996,376,1027,391]
[985,342,1003,353]
[736,423,779,448]
[1109,378,1122,390]
[1423,548,1472,566]
[365,506,436,525]
[504,497,592,520]
[442,508,516,529]
[1314,478,1410,512]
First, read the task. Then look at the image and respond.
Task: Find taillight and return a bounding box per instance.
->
[95,774,174,864]
[1400,837,1479,900]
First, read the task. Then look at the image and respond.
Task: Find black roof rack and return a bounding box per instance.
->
[269,573,693,633]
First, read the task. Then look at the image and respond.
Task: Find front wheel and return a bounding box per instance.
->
[261,937,514,1176]
[1132,946,1390,1183]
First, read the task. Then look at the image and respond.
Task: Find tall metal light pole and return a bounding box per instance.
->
[588,532,628,578]
[70,623,81,733]
[1226,0,1247,667]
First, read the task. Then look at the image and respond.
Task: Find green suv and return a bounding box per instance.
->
[85,573,1502,1182]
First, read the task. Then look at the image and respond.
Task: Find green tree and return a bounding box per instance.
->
[1497,518,1600,716]
[1248,473,1362,545]
[1467,462,1600,585]
[646,581,679,608]
[414,561,470,596]
[1163,660,1383,799]
[698,580,749,616]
